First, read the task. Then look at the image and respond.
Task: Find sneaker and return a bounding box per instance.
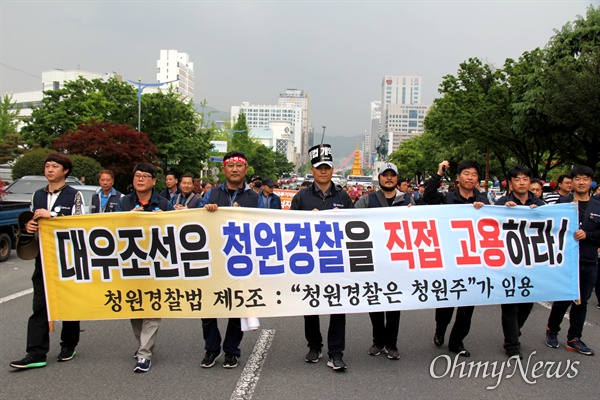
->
[368,344,383,356]
[385,346,400,360]
[327,355,347,371]
[566,338,594,355]
[57,347,76,362]
[10,354,47,369]
[134,357,151,373]
[545,328,559,348]
[223,353,238,369]
[201,350,221,368]
[305,348,322,363]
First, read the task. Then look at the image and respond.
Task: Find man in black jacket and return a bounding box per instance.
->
[91,169,123,213]
[546,165,600,355]
[290,144,353,371]
[10,153,85,369]
[423,160,489,357]
[355,162,412,360]
[197,151,259,369]
[116,163,173,373]
[495,165,544,359]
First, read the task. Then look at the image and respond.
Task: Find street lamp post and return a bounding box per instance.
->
[128,78,178,132]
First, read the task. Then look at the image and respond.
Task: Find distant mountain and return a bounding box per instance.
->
[194,103,229,124]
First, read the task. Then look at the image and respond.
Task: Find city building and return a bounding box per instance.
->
[250,121,295,163]
[278,89,309,163]
[156,49,194,101]
[231,102,304,161]
[378,75,429,155]
[366,101,381,162]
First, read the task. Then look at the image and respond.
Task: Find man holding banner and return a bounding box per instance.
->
[354,162,411,361]
[116,163,174,373]
[198,151,259,369]
[291,144,353,372]
[424,159,489,358]
[546,165,600,355]
[10,153,85,370]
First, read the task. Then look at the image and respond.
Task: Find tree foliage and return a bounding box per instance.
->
[70,154,103,183]
[391,5,600,181]
[0,94,25,164]
[11,148,100,182]
[20,77,138,148]
[52,121,158,190]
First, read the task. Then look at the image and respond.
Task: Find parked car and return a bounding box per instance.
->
[0,201,31,262]
[75,185,102,214]
[3,175,84,202]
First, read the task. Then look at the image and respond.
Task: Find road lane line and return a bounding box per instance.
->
[0,288,33,304]
[230,328,275,400]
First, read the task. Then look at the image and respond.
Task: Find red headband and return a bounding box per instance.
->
[224,156,247,165]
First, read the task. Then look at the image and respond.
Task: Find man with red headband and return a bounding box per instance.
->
[196,151,259,369]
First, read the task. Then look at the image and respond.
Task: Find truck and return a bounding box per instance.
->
[0,201,31,262]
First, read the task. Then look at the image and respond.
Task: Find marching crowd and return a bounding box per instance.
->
[8,144,600,373]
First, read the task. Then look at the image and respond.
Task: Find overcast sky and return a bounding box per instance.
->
[1,0,596,138]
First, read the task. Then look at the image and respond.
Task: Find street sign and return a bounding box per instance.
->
[211,167,220,176]
[209,156,224,162]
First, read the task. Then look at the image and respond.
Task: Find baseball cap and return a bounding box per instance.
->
[378,163,398,176]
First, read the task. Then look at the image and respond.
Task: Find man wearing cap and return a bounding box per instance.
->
[197,151,259,369]
[258,178,281,209]
[116,163,174,373]
[424,159,489,358]
[250,175,263,194]
[10,153,85,370]
[290,144,353,372]
[355,163,413,361]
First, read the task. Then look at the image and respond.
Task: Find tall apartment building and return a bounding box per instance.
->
[230,102,302,162]
[156,50,194,101]
[366,101,382,162]
[379,75,428,154]
[278,89,309,163]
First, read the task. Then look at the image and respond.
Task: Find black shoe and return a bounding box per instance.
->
[223,353,238,369]
[449,346,470,357]
[201,351,221,368]
[368,344,383,356]
[385,346,400,360]
[305,348,322,363]
[10,354,47,369]
[57,347,76,362]
[505,348,522,359]
[433,334,444,347]
[327,355,347,371]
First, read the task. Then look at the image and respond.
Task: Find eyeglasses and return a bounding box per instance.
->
[134,173,154,180]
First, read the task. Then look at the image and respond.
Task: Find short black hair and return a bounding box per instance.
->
[506,165,532,181]
[44,153,73,177]
[201,181,212,189]
[180,173,194,181]
[133,163,157,178]
[165,171,178,180]
[557,174,570,184]
[569,165,594,179]
[530,178,542,186]
[456,161,481,178]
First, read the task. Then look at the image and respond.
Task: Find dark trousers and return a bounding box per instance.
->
[435,306,475,348]
[501,303,534,351]
[202,318,243,356]
[595,258,600,304]
[547,261,597,340]
[369,311,401,349]
[27,259,80,357]
[304,314,345,357]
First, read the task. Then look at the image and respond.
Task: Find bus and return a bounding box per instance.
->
[346,175,374,187]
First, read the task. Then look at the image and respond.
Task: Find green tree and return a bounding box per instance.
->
[12,148,53,179]
[141,90,211,175]
[20,77,138,148]
[0,94,24,163]
[70,154,103,183]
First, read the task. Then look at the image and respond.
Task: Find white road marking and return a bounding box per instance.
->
[538,301,592,326]
[0,288,33,304]
[230,329,275,400]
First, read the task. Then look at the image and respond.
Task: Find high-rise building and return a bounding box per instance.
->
[379,75,429,155]
[156,50,194,101]
[278,89,309,163]
[367,101,382,162]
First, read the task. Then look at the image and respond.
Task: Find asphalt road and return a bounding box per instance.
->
[1,253,599,400]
